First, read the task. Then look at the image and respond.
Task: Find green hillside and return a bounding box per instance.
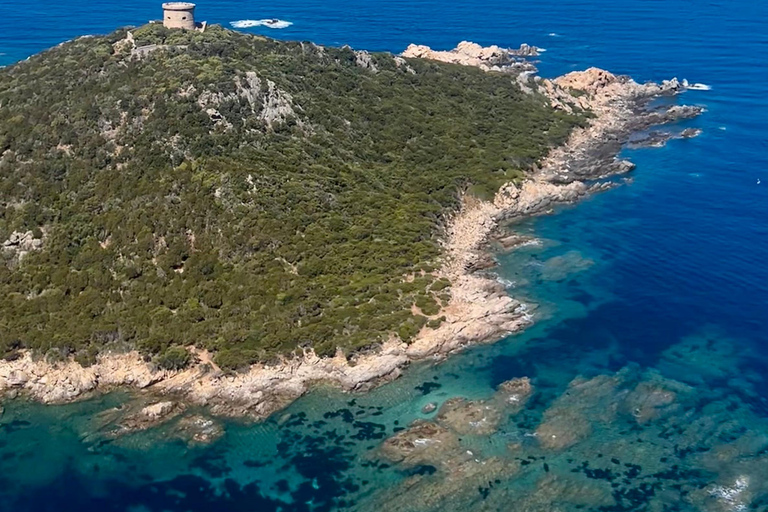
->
[0,25,584,369]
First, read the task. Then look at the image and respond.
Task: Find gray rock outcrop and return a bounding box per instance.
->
[401,41,539,73]
[2,230,44,262]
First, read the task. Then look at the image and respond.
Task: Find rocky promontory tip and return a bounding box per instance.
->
[401,41,541,72]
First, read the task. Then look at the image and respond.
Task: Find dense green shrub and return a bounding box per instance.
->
[426,316,447,330]
[415,294,441,316]
[156,346,193,370]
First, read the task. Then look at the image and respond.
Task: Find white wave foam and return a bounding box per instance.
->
[709,476,749,512]
[547,32,561,37]
[517,238,543,249]
[231,19,293,29]
[514,303,536,323]
[496,277,517,288]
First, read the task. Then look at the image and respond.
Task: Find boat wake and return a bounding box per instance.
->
[682,79,712,91]
[231,19,293,29]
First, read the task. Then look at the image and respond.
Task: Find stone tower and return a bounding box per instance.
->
[162,2,196,30]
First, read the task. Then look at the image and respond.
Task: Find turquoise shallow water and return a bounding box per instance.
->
[1,0,767,510]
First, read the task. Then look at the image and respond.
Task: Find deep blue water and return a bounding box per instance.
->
[1,0,767,511]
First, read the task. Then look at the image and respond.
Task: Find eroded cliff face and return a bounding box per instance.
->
[0,43,702,422]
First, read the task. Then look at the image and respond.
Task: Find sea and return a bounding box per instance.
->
[0,0,767,510]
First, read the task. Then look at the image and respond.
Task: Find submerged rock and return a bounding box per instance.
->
[623,379,680,424]
[361,455,518,512]
[536,408,594,451]
[657,327,749,386]
[495,377,534,414]
[693,475,753,512]
[367,360,768,512]
[118,400,184,433]
[378,376,537,493]
[535,373,624,450]
[436,397,501,435]
[539,251,595,282]
[380,421,462,468]
[535,367,696,450]
[421,402,437,414]
[172,414,225,445]
[432,378,533,436]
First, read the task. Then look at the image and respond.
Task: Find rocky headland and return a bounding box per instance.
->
[401,41,541,72]
[0,41,702,426]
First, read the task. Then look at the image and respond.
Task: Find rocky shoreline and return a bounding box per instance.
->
[401,40,541,72]
[0,42,702,428]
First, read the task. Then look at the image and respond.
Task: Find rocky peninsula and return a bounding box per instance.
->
[0,34,702,425]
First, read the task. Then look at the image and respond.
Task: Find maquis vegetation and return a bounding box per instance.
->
[0,25,584,369]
